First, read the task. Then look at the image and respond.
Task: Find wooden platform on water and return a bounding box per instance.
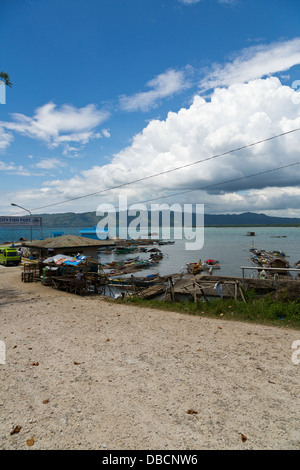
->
[117,272,300,302]
[173,273,300,299]
[128,284,166,299]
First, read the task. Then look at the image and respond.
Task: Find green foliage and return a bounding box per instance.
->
[0,72,12,87]
[116,296,300,329]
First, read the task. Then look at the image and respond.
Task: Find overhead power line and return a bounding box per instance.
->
[117,159,300,209]
[8,126,300,214]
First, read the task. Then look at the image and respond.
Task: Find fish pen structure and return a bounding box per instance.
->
[21,254,114,296]
[44,257,111,296]
[21,261,43,282]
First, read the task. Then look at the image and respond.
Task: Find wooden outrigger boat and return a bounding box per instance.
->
[108,274,160,288]
[186,259,220,275]
[114,246,137,254]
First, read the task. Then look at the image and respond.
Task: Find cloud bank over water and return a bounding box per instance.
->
[7,76,300,216]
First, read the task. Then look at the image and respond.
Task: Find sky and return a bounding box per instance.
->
[1,0,300,218]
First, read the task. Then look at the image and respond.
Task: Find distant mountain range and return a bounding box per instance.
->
[38,211,300,228]
[203,212,300,226]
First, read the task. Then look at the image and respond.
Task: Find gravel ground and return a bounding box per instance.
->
[0,266,299,450]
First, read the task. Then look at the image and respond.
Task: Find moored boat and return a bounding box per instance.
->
[114,246,137,254]
[186,258,220,274]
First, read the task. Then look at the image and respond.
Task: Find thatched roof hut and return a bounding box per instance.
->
[22,234,115,260]
[268,257,290,275]
[268,257,290,269]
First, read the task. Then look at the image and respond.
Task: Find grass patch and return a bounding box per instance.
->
[114,295,300,329]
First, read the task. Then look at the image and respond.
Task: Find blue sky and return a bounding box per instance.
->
[1,0,300,216]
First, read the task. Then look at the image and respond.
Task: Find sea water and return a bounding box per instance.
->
[0,225,299,278]
[99,226,300,278]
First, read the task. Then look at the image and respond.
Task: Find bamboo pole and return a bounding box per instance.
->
[238,283,246,303]
[193,282,197,303]
[194,281,208,302]
[169,276,175,302]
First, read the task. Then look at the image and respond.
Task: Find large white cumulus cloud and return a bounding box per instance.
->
[7,77,300,215]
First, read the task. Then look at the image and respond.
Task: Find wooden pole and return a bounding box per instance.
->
[275,273,278,291]
[131,275,135,294]
[193,282,197,303]
[195,281,208,302]
[169,276,175,302]
[199,286,208,302]
[224,282,234,299]
[238,282,246,303]
[234,281,238,299]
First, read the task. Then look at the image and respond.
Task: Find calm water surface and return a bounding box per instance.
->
[114,226,299,278]
[1,226,299,278]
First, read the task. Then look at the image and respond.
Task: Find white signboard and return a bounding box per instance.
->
[0,216,42,227]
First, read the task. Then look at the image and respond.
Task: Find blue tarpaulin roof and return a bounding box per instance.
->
[80,226,109,240]
[43,254,87,266]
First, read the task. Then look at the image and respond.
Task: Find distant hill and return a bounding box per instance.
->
[38,210,300,228]
[203,212,300,226]
[39,212,100,228]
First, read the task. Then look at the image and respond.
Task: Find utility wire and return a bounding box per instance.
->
[8,126,300,214]
[100,159,300,211]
